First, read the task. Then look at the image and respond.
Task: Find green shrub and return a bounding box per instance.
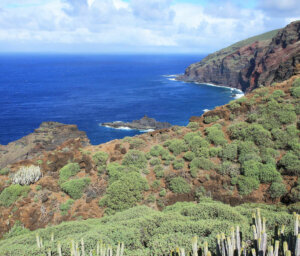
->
[106,163,139,184]
[205,125,227,146]
[122,150,147,169]
[147,194,156,203]
[272,128,290,149]
[260,147,278,164]
[187,122,199,131]
[154,165,164,178]
[291,86,300,98]
[237,176,259,195]
[150,145,168,157]
[3,221,30,239]
[60,199,74,215]
[127,137,146,149]
[0,185,30,207]
[61,178,91,199]
[258,163,281,183]
[221,143,238,161]
[227,101,241,111]
[183,151,196,161]
[149,158,161,166]
[99,172,149,213]
[188,136,210,157]
[190,167,198,178]
[167,139,188,156]
[209,147,222,158]
[279,152,300,175]
[173,159,185,170]
[159,189,166,197]
[184,131,202,143]
[237,141,261,164]
[204,115,220,124]
[151,180,161,190]
[219,161,239,177]
[190,157,215,171]
[270,90,285,100]
[59,163,80,184]
[292,78,300,87]
[169,177,190,194]
[241,160,261,180]
[255,87,270,97]
[35,185,42,191]
[269,182,287,198]
[0,167,10,175]
[92,151,109,166]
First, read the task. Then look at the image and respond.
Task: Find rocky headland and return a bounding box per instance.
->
[101,115,172,130]
[177,20,300,93]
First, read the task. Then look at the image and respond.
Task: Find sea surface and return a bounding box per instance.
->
[0,54,241,145]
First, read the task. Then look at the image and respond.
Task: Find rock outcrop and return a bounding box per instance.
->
[0,122,90,169]
[101,115,172,130]
[178,21,300,93]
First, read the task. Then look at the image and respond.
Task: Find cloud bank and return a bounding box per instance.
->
[0,0,299,53]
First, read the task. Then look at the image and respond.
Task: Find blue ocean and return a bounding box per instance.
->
[0,54,240,145]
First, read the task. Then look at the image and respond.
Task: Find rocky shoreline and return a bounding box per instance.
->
[101,115,172,131]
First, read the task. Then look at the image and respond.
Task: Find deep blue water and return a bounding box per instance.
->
[0,54,238,145]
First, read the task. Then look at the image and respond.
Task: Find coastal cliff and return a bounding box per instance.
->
[178,21,300,92]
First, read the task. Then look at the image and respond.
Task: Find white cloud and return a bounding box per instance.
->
[0,0,298,53]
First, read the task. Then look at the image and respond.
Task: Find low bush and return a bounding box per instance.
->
[269,182,287,198]
[292,78,300,87]
[221,143,238,161]
[173,159,185,170]
[151,180,161,190]
[167,139,188,156]
[187,122,199,131]
[92,151,109,172]
[219,161,240,177]
[259,163,281,183]
[188,136,210,157]
[3,221,30,239]
[159,189,166,197]
[0,184,30,207]
[154,165,164,178]
[279,152,300,175]
[149,158,161,166]
[106,163,139,184]
[291,86,300,98]
[99,172,149,213]
[169,177,190,194]
[150,145,168,157]
[183,151,196,161]
[59,163,80,184]
[0,167,10,175]
[60,199,75,215]
[122,150,147,169]
[236,176,259,196]
[204,115,220,124]
[125,137,146,149]
[190,157,215,171]
[184,131,202,143]
[13,165,42,185]
[237,141,261,164]
[61,178,91,199]
[260,147,278,164]
[190,167,198,178]
[205,124,227,146]
[209,147,222,158]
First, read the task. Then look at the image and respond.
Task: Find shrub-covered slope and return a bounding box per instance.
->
[0,200,295,256]
[0,76,299,238]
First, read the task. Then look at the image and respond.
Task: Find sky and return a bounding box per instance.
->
[0,0,299,54]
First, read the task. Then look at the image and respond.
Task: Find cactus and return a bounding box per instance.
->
[13,165,42,185]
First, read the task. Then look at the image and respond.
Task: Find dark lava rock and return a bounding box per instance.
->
[101,115,172,130]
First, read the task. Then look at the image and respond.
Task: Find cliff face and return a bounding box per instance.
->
[179,21,300,92]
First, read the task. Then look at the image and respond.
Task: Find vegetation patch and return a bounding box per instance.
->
[59,163,80,184]
[169,177,190,194]
[0,184,30,207]
[61,178,91,199]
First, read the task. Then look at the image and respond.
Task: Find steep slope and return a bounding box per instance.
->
[178,21,300,92]
[0,75,299,238]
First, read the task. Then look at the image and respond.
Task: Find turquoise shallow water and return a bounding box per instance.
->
[0,54,240,145]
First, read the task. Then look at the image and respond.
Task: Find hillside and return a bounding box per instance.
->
[177,21,300,93]
[0,73,299,245]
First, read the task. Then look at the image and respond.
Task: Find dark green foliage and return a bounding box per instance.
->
[60,199,74,215]
[258,163,281,183]
[59,163,80,184]
[159,189,166,197]
[92,151,109,166]
[169,177,190,194]
[150,145,168,158]
[279,152,300,175]
[151,180,161,190]
[270,90,285,100]
[190,157,215,171]
[99,172,149,213]
[149,157,161,166]
[219,161,240,177]
[122,150,147,169]
[291,86,300,98]
[205,124,227,146]
[272,125,298,150]
[241,160,261,179]
[190,167,198,178]
[229,123,272,147]
[106,163,139,184]
[184,131,202,143]
[209,146,222,157]
[236,176,259,195]
[154,165,164,178]
[147,194,156,203]
[183,151,196,161]
[237,141,261,164]
[167,139,188,156]
[0,167,10,175]
[173,158,185,170]
[221,143,238,161]
[188,136,210,158]
[187,122,199,131]
[61,178,91,199]
[0,185,30,207]
[227,101,241,111]
[269,182,287,198]
[204,115,220,124]
[292,78,300,87]
[3,221,30,239]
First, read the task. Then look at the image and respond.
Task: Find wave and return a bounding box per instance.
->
[102,124,154,133]
[203,109,210,112]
